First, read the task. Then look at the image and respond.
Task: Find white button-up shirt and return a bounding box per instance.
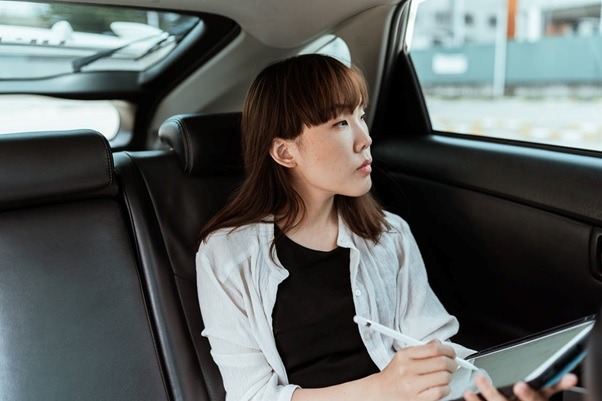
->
[196,211,475,401]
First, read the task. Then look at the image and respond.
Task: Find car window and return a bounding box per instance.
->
[0,1,212,143]
[300,35,352,67]
[315,36,352,66]
[0,95,127,140]
[407,0,602,152]
[0,1,201,79]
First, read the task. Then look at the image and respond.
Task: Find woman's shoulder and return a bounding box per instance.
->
[198,222,265,254]
[196,220,276,267]
[195,222,269,283]
[383,210,411,233]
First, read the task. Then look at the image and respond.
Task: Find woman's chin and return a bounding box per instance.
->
[340,180,372,198]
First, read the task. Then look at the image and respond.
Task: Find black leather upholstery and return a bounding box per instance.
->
[0,118,243,401]
[159,113,243,176]
[113,113,246,401]
[0,130,114,209]
[115,152,231,401]
[5,117,599,401]
[0,130,169,401]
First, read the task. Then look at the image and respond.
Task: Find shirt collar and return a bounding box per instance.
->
[256,212,357,249]
[336,212,357,250]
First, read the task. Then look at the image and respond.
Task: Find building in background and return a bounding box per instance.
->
[413,0,602,50]
[411,0,602,97]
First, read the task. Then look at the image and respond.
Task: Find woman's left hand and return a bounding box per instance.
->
[463,373,578,401]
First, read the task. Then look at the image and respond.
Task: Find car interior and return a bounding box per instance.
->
[1,0,601,400]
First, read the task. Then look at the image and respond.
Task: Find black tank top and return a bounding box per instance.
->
[271,225,380,388]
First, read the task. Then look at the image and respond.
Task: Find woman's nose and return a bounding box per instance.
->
[354,123,372,152]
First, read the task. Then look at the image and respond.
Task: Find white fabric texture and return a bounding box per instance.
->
[196,211,475,401]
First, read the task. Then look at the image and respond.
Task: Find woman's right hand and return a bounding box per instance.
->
[370,340,458,401]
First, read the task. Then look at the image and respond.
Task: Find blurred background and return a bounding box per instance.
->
[409,0,602,151]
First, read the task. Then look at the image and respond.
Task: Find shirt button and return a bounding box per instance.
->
[354,289,362,297]
[363,332,372,340]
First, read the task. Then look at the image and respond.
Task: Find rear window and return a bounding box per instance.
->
[0,1,201,79]
[0,95,126,140]
[407,0,602,152]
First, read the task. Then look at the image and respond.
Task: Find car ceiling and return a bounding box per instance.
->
[54,0,401,47]
[43,0,407,148]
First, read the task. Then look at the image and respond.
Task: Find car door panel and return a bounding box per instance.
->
[372,53,602,351]
[373,162,601,350]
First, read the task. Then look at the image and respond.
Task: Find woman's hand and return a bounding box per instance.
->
[369,340,458,401]
[463,373,579,401]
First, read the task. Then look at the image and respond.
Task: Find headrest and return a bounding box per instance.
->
[158,113,243,176]
[0,130,114,206]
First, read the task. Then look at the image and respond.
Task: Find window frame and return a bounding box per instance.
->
[0,8,239,150]
[394,0,602,159]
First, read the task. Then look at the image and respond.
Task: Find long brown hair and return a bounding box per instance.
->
[198,54,390,247]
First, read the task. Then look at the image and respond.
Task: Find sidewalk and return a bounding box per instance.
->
[427,97,602,151]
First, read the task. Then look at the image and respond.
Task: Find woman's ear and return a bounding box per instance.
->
[269,138,297,168]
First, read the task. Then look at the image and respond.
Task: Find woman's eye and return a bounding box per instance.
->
[360,113,366,120]
[333,120,348,128]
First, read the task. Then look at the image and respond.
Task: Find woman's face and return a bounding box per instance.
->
[286,105,373,201]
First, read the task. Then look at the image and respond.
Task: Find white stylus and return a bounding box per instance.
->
[354,315,479,371]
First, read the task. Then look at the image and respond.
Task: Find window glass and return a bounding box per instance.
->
[316,36,352,67]
[0,1,201,79]
[408,0,602,152]
[0,95,125,140]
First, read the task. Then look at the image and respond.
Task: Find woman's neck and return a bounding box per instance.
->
[279,194,339,252]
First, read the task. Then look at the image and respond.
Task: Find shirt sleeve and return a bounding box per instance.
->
[391,216,475,358]
[196,248,299,401]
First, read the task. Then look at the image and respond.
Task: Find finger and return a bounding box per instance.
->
[408,340,456,360]
[418,385,451,401]
[414,370,454,391]
[464,390,481,401]
[513,381,546,401]
[540,374,579,398]
[474,374,505,401]
[414,355,458,375]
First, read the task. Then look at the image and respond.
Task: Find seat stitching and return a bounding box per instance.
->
[93,130,113,187]
[120,152,174,400]
[176,119,193,174]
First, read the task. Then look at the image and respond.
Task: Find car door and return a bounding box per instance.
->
[371,0,602,351]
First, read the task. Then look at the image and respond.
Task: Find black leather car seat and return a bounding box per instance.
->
[0,130,170,401]
[113,113,244,401]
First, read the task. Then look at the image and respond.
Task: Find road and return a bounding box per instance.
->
[427,97,602,151]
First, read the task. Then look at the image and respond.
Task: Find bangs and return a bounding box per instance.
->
[284,56,369,131]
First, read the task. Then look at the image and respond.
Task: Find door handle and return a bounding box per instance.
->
[591,228,602,281]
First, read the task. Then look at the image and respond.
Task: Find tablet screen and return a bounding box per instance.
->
[467,321,594,388]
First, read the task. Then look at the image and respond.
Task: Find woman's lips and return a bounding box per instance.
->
[358,160,372,174]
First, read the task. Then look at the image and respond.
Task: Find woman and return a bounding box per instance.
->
[196,54,577,401]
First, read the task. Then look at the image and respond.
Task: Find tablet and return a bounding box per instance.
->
[464,315,595,398]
